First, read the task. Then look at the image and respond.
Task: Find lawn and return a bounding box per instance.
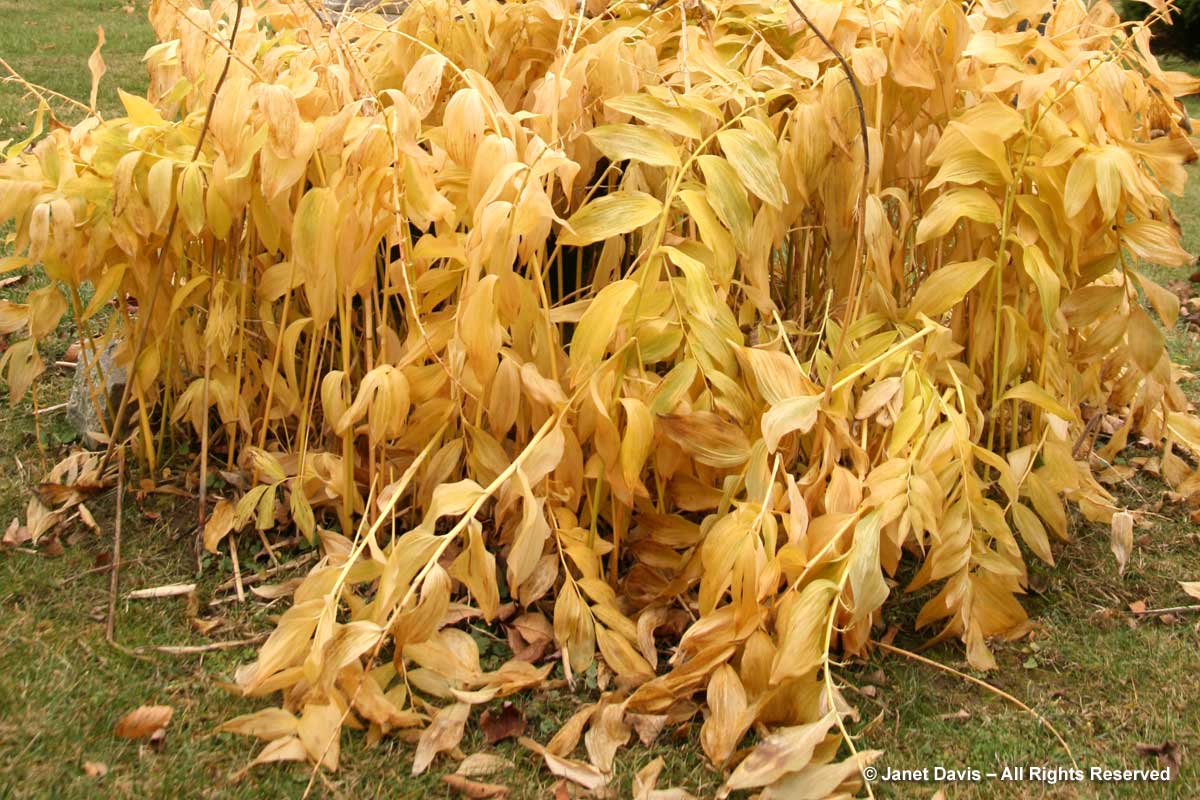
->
[1,4,1198,799]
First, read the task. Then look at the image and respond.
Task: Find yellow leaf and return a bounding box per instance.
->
[586,124,680,167]
[1122,220,1193,267]
[449,520,500,622]
[915,189,1000,243]
[771,580,837,683]
[553,582,595,676]
[82,264,126,322]
[178,163,205,236]
[1000,381,1074,421]
[847,509,889,622]
[203,499,236,553]
[907,259,992,318]
[293,187,338,323]
[716,129,785,208]
[1020,244,1060,327]
[658,410,750,468]
[1012,503,1053,565]
[605,94,701,139]
[568,279,638,380]
[559,192,662,247]
[697,155,752,250]
[218,708,299,741]
[28,285,67,341]
[147,158,174,229]
[119,89,164,127]
[1126,305,1164,374]
[700,665,751,765]
[297,702,341,771]
[723,712,836,792]
[761,395,821,452]
[1110,511,1133,575]
[1134,270,1180,328]
[87,27,106,111]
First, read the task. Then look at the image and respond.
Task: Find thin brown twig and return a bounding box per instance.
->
[781,0,870,401]
[213,550,317,593]
[138,634,268,655]
[0,56,92,115]
[876,640,1077,767]
[1133,604,1200,616]
[105,449,125,644]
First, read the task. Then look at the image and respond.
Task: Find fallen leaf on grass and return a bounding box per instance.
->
[721,712,836,794]
[456,752,513,777]
[442,774,510,798]
[519,736,608,792]
[115,704,173,740]
[413,703,469,775]
[585,702,630,774]
[81,761,108,777]
[218,708,299,741]
[40,535,64,558]
[1128,600,1148,615]
[78,504,99,532]
[1135,741,1181,779]
[481,702,525,744]
[1180,581,1200,601]
[1,518,28,547]
[634,757,664,800]
[546,703,596,757]
[627,713,668,746]
[1110,511,1134,575]
[507,612,554,662]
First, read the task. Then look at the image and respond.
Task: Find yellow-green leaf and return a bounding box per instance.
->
[559,192,662,247]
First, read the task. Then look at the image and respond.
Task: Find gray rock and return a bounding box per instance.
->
[66,338,128,445]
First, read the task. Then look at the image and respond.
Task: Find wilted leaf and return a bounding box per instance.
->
[442,775,509,799]
[1110,511,1134,575]
[559,192,662,247]
[413,703,470,775]
[480,703,525,744]
[115,705,174,740]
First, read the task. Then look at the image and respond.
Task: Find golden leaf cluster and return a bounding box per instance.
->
[2,0,1199,792]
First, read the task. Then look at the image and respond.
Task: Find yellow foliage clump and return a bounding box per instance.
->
[1,0,1199,791]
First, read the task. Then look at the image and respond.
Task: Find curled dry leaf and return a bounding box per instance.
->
[519,736,608,793]
[584,702,630,774]
[456,752,514,777]
[480,702,525,745]
[114,704,173,740]
[81,761,108,778]
[443,775,509,799]
[1110,511,1135,575]
[1135,741,1181,779]
[413,703,470,775]
[627,714,668,747]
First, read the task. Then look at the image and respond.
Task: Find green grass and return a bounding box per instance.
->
[1,7,1199,799]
